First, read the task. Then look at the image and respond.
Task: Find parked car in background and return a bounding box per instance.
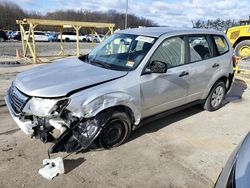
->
[86,34,104,43]
[6,31,13,39]
[0,30,8,41]
[24,31,49,42]
[5,27,235,155]
[61,31,85,42]
[215,131,250,188]
[12,31,21,41]
[48,33,58,42]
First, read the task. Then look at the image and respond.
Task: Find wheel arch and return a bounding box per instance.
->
[233,37,250,48]
[95,105,136,125]
[77,92,141,126]
[202,75,230,100]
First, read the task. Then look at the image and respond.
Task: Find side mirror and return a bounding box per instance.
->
[149,61,168,73]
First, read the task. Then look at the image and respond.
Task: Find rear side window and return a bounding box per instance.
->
[213,36,229,55]
[62,32,75,35]
[188,36,212,63]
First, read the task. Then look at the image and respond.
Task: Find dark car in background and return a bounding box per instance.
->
[0,30,8,41]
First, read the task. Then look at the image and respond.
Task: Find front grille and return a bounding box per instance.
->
[8,85,29,114]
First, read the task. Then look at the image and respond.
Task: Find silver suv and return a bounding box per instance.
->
[5,27,235,153]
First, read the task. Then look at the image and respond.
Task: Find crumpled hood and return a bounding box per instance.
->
[15,57,127,97]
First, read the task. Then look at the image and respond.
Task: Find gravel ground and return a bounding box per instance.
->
[1,42,250,187]
[0,41,94,57]
[0,62,250,188]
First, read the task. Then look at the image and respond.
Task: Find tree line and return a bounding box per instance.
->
[193,19,241,31]
[0,1,156,32]
[0,1,245,33]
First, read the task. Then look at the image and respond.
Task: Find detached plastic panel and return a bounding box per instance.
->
[39,157,64,180]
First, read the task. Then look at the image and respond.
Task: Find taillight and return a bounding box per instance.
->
[232,55,237,67]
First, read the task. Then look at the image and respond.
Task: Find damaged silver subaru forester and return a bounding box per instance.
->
[5,27,235,154]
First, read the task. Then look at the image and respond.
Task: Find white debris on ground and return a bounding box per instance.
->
[38,157,65,180]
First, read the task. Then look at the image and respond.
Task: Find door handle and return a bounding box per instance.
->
[179,71,189,77]
[212,63,220,68]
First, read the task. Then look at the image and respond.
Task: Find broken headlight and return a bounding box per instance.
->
[23,97,70,117]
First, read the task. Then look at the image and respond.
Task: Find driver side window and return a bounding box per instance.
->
[150,37,185,68]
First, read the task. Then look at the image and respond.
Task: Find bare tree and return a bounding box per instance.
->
[0,2,157,31]
[194,19,240,31]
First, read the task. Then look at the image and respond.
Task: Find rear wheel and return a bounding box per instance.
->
[235,40,250,58]
[65,38,70,42]
[203,81,226,111]
[97,111,131,149]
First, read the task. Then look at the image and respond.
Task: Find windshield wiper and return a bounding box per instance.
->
[90,60,111,69]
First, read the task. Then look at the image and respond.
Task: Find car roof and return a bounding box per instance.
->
[117,27,224,37]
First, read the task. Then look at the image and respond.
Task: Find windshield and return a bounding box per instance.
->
[80,33,156,71]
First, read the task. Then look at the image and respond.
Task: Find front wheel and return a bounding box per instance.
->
[97,111,132,149]
[203,81,226,111]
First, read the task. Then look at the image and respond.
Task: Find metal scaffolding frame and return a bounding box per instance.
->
[16,18,115,63]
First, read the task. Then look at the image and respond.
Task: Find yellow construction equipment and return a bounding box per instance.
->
[226,17,250,58]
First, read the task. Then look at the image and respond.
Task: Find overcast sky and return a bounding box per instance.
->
[7,0,250,27]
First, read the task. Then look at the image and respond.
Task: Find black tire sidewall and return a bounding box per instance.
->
[204,81,225,111]
[98,111,131,149]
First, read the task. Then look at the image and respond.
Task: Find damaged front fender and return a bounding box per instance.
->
[50,91,140,153]
[67,92,141,125]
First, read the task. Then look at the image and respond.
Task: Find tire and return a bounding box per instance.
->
[235,40,250,58]
[97,111,132,149]
[65,38,70,42]
[82,38,87,42]
[203,81,226,111]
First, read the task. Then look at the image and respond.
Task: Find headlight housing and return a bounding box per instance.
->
[23,97,70,117]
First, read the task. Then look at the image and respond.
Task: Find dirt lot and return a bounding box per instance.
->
[0,41,94,57]
[0,61,250,188]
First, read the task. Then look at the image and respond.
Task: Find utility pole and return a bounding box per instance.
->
[125,0,128,29]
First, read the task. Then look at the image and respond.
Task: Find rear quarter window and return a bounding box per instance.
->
[213,35,229,55]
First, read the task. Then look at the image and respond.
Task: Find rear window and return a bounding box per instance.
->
[213,36,229,55]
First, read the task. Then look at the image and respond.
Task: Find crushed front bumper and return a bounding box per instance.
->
[4,94,35,135]
[4,92,110,153]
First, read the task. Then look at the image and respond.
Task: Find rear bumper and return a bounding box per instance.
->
[4,94,34,135]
